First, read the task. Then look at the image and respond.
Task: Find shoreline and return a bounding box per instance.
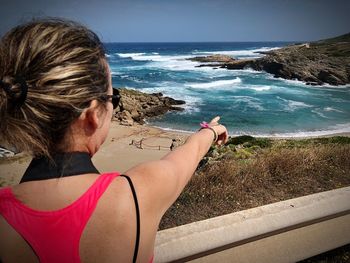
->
[147,123,350,140]
[0,122,349,187]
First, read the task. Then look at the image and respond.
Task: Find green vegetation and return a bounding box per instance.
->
[160,136,350,230]
[312,32,350,58]
[316,32,350,44]
[227,135,272,148]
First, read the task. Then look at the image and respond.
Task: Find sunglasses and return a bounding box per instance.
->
[101,88,121,109]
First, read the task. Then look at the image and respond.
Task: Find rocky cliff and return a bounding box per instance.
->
[114,88,185,126]
[189,33,350,86]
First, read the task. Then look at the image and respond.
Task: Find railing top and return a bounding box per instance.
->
[155,186,350,262]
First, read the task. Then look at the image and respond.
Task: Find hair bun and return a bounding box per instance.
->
[0,75,28,107]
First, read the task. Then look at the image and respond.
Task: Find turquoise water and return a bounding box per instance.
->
[105,42,350,137]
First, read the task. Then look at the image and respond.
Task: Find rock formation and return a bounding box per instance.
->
[114,88,185,126]
[189,33,350,86]
[189,54,236,63]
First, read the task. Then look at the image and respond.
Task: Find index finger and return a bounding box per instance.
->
[210,116,220,124]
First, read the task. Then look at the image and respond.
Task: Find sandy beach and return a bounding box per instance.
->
[0,121,349,187]
[92,122,189,173]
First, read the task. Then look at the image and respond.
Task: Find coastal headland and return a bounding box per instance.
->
[189,33,350,86]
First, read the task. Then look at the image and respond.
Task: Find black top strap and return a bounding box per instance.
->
[20,152,99,183]
[120,175,140,263]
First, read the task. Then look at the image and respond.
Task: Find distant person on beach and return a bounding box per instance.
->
[0,18,228,263]
[170,139,176,151]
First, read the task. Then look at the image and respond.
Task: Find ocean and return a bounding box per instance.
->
[104,42,350,137]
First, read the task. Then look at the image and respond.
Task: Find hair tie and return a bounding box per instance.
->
[0,75,28,108]
[14,75,28,107]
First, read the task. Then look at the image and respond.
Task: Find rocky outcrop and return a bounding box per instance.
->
[247,39,350,85]
[114,88,185,126]
[193,33,350,86]
[221,59,255,70]
[188,54,236,63]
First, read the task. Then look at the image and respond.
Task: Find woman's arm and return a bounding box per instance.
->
[125,117,228,216]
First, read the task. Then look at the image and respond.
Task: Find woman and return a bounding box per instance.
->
[0,18,228,262]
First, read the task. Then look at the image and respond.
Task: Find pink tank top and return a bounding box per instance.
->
[0,172,120,263]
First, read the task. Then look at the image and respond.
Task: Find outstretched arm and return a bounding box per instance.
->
[125,117,228,216]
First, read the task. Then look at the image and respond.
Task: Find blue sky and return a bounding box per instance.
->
[1,0,349,42]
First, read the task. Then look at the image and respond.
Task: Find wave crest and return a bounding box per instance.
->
[117,52,146,58]
[186,78,242,89]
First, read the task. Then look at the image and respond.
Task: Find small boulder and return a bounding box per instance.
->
[130,109,140,119]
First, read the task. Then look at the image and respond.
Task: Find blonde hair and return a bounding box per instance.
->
[0,18,109,158]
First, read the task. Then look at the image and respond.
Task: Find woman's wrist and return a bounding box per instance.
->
[196,117,228,146]
[199,122,218,143]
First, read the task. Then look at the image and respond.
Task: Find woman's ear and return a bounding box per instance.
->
[80,100,101,134]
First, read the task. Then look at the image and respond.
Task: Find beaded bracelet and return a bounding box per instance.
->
[199,121,218,142]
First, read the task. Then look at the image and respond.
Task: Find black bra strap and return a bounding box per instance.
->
[120,175,140,263]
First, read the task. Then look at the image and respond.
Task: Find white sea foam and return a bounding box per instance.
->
[277,96,313,111]
[269,76,309,87]
[124,54,204,71]
[126,53,190,62]
[324,107,344,113]
[116,52,146,58]
[330,97,349,103]
[307,83,350,89]
[239,123,350,138]
[191,65,234,74]
[311,109,329,119]
[151,59,199,71]
[206,69,242,78]
[192,47,281,58]
[230,95,260,100]
[131,54,165,61]
[138,86,202,113]
[269,76,350,90]
[250,85,271,91]
[236,68,264,74]
[185,78,241,89]
[287,100,312,110]
[148,122,350,138]
[230,96,265,111]
[122,86,138,91]
[144,123,196,135]
[115,51,266,72]
[116,52,265,72]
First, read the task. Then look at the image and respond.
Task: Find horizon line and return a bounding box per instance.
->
[103,40,302,44]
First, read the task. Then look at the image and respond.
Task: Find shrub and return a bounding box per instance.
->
[160,140,350,230]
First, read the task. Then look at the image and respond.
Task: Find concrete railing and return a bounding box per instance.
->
[154,187,350,262]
